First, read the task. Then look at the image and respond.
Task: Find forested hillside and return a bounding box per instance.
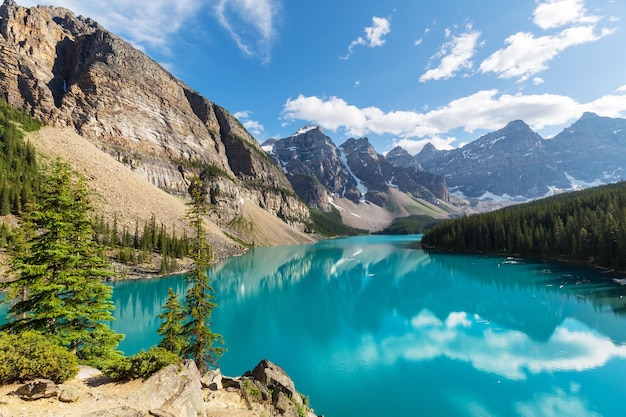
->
[422,182,626,270]
[0,99,41,215]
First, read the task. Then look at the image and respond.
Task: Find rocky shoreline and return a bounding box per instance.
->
[0,359,321,417]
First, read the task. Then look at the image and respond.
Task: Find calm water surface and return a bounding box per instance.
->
[110,235,626,417]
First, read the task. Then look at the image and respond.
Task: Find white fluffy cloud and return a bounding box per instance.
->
[234,111,265,136]
[20,0,281,62]
[282,86,626,152]
[480,25,613,81]
[533,0,599,30]
[342,16,391,59]
[420,26,481,82]
[480,0,614,81]
[215,0,280,63]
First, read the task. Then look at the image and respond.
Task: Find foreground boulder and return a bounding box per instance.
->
[14,379,60,401]
[243,359,317,417]
[128,360,205,417]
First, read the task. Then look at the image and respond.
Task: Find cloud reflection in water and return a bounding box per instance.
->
[355,309,626,381]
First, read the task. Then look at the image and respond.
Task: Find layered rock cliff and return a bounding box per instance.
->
[0,0,311,236]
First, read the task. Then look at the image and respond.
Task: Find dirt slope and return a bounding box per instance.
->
[27,127,315,260]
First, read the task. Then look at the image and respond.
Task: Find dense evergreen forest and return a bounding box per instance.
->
[377,214,443,235]
[422,182,626,270]
[0,100,41,216]
[0,100,189,274]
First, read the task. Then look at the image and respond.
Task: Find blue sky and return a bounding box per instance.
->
[20,0,626,154]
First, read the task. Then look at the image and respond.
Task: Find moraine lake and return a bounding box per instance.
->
[109,235,626,417]
[84,235,626,416]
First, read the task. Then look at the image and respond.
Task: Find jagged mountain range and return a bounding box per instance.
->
[262,126,453,229]
[266,113,626,220]
[1,0,625,240]
[416,113,626,199]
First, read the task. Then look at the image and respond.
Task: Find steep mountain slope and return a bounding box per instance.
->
[416,120,570,199]
[340,137,450,206]
[0,0,311,244]
[29,127,315,259]
[263,126,362,209]
[544,112,626,184]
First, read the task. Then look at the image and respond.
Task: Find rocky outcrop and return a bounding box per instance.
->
[0,0,311,235]
[3,359,320,417]
[128,361,205,417]
[14,379,63,401]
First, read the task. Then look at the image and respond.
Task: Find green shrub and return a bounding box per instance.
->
[0,331,78,384]
[106,346,180,381]
[241,378,263,402]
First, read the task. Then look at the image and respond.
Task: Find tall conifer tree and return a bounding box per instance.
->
[157,288,187,355]
[181,176,224,372]
[1,158,123,365]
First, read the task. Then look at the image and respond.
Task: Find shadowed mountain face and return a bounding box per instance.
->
[0,0,310,232]
[264,127,450,211]
[544,112,626,184]
[416,120,571,199]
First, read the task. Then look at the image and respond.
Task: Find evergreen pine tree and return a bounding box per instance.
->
[1,158,123,366]
[157,288,187,355]
[181,176,224,372]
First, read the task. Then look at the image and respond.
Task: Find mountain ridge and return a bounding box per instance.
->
[263,127,454,230]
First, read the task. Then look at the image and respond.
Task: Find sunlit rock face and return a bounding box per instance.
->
[0,0,310,230]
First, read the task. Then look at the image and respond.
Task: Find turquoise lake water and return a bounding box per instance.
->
[2,235,625,416]
[108,234,626,417]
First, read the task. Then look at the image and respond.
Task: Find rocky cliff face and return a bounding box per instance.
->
[265,128,451,214]
[264,126,362,208]
[0,0,310,232]
[417,120,570,198]
[340,137,449,205]
[544,112,626,184]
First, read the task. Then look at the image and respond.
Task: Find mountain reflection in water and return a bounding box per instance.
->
[106,235,626,417]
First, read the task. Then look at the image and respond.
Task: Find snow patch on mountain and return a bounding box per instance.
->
[339,149,368,201]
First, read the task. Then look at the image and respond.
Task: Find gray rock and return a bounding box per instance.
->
[274,391,299,417]
[221,376,241,389]
[251,359,303,407]
[14,379,60,401]
[81,406,145,417]
[128,360,205,417]
[59,385,80,402]
[200,369,222,391]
